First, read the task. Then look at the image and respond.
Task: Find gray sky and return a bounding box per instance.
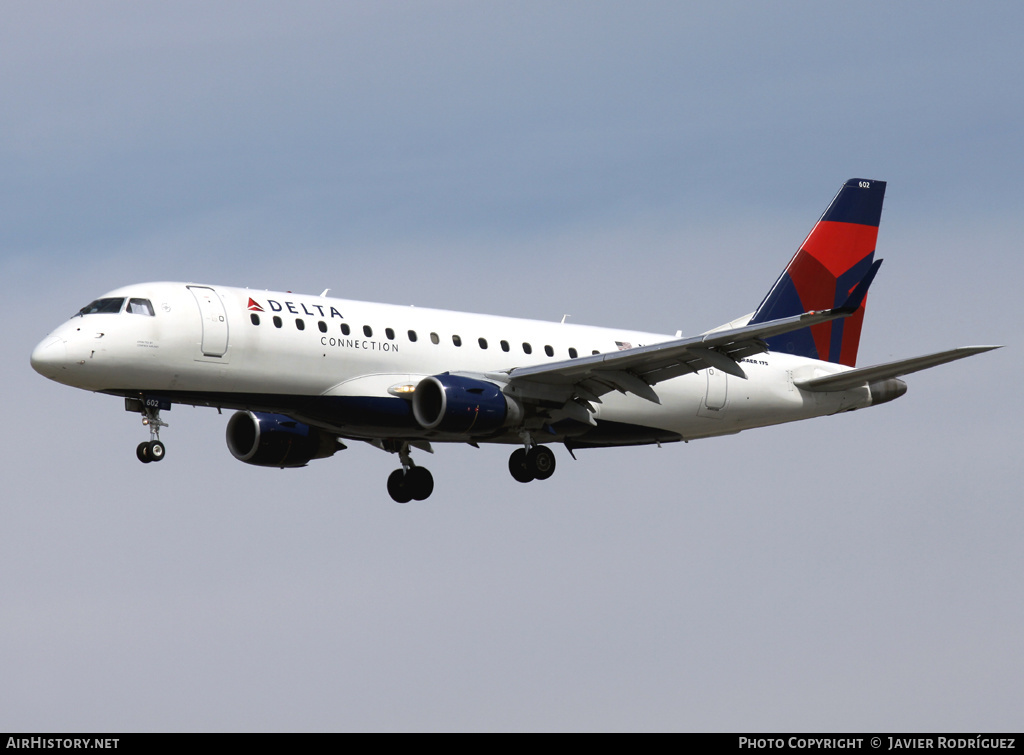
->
[2,1,1021,732]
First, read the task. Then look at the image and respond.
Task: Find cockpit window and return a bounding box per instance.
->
[77,298,125,316]
[127,298,155,316]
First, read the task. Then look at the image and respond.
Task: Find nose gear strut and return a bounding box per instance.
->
[126,397,169,463]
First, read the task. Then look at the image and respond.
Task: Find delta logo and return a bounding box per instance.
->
[246,296,344,319]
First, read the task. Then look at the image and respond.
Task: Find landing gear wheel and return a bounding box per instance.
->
[137,442,152,463]
[387,469,413,504]
[147,440,166,462]
[527,446,556,480]
[524,444,557,479]
[509,448,534,483]
[405,466,434,501]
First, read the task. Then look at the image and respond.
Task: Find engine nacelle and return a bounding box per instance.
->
[412,374,522,435]
[226,411,339,468]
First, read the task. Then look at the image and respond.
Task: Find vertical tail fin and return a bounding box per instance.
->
[749,178,886,366]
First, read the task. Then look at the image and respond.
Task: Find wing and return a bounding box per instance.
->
[502,305,858,397]
[477,262,883,424]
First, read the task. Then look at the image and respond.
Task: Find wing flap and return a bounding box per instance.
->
[591,369,662,404]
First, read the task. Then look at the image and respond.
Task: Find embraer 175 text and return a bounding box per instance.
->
[32,179,999,502]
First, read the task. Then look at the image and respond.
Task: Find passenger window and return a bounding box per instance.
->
[544,345,554,357]
[341,323,351,335]
[408,330,418,342]
[318,321,327,333]
[296,319,305,330]
[452,335,462,347]
[273,316,283,328]
[569,348,578,359]
[430,332,440,344]
[363,325,373,337]
[500,340,510,352]
[522,343,532,355]
[127,298,155,316]
[251,313,261,326]
[385,328,395,340]
[478,338,488,349]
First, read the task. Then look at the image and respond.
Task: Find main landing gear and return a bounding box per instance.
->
[386,442,434,503]
[508,443,556,483]
[377,437,557,502]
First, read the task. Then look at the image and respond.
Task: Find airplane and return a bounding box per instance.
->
[30,178,999,502]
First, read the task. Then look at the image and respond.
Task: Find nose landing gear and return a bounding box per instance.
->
[127,397,169,464]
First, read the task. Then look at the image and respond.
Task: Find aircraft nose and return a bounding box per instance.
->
[31,335,67,378]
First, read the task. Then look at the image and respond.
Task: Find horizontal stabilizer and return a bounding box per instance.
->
[796,346,1001,392]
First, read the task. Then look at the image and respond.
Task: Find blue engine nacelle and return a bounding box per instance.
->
[226,411,339,468]
[412,374,522,435]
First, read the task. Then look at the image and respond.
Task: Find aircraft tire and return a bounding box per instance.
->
[508,448,534,483]
[148,440,166,462]
[387,469,413,504]
[406,466,434,501]
[527,446,556,480]
[137,442,152,463]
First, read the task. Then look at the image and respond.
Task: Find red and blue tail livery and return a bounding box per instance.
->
[750,178,886,366]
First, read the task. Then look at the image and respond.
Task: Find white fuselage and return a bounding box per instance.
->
[31,281,870,446]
